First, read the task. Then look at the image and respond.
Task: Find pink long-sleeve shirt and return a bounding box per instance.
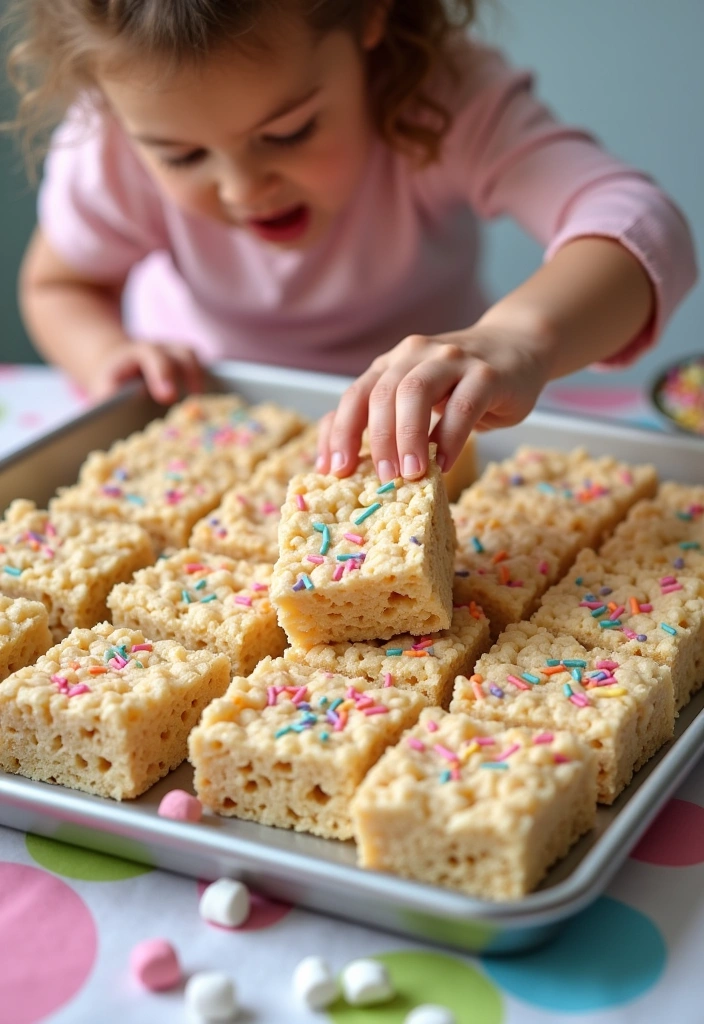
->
[38,39,697,376]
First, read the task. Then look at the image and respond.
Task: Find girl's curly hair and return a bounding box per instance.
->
[2,0,479,170]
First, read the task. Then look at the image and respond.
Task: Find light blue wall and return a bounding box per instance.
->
[478,0,703,388]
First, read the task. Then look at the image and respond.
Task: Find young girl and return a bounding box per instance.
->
[4,1,697,484]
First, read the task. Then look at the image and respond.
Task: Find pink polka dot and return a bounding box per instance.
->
[197,880,292,930]
[0,863,97,1023]
[631,799,704,866]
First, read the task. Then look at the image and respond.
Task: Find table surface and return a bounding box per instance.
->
[1,364,703,1024]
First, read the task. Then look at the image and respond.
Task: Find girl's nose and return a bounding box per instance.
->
[219,160,279,212]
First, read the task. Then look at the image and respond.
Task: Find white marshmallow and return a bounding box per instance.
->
[185,971,238,1021]
[292,955,339,1010]
[341,959,395,1006]
[404,1005,457,1024]
[199,878,251,928]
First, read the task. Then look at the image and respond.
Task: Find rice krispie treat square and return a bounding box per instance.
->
[0,596,52,682]
[532,550,704,709]
[108,548,286,674]
[599,488,704,578]
[283,605,490,708]
[0,500,154,640]
[51,458,237,553]
[0,623,230,800]
[190,425,319,563]
[189,657,427,839]
[271,448,456,647]
[351,708,597,900]
[459,448,657,549]
[451,622,674,803]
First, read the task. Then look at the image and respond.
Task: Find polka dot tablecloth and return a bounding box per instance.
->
[2,366,704,1024]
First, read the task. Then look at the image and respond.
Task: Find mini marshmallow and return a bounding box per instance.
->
[341,959,394,1006]
[199,878,251,928]
[130,938,181,991]
[184,971,238,1021]
[292,955,339,1010]
[158,789,203,822]
[404,1006,457,1024]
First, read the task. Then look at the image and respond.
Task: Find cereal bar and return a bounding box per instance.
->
[0,596,52,681]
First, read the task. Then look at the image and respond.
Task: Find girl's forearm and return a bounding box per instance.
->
[478,236,655,380]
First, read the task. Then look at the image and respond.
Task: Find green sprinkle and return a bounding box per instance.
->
[320,732,329,742]
[471,536,484,553]
[563,659,587,668]
[563,683,573,697]
[521,672,540,684]
[537,482,557,494]
[481,762,509,770]
[200,594,217,603]
[600,620,621,628]
[3,566,22,577]
[182,590,191,604]
[301,573,314,590]
[125,494,146,506]
[590,605,607,617]
[677,511,693,521]
[546,658,561,667]
[353,502,381,525]
[195,579,207,590]
[680,541,701,550]
[376,480,396,494]
[135,661,144,669]
[439,769,452,783]
[319,696,329,706]
[575,577,583,585]
[385,648,403,656]
[571,668,583,683]
[275,726,293,738]
[660,623,677,636]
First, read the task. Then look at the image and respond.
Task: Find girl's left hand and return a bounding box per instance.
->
[315,324,550,483]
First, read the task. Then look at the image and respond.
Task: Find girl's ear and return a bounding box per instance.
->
[361,0,391,50]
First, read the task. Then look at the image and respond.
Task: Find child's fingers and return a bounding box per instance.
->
[167,345,204,394]
[135,346,180,404]
[429,362,497,469]
[315,411,335,470]
[389,355,466,479]
[325,367,384,476]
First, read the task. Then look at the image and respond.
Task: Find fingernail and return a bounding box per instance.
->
[402,454,421,478]
[331,451,346,473]
[315,455,325,471]
[377,459,396,484]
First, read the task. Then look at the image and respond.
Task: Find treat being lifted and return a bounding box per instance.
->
[270,446,456,648]
[0,623,230,799]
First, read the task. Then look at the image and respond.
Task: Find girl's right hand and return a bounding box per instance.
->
[90,339,204,405]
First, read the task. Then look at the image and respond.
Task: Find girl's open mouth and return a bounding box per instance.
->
[248,204,310,242]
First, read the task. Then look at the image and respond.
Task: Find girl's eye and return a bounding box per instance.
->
[161,148,207,169]
[262,117,318,147]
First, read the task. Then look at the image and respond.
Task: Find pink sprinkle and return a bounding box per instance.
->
[355,695,375,709]
[622,628,638,639]
[507,674,530,691]
[426,720,439,733]
[234,595,252,606]
[291,686,308,705]
[333,564,345,581]
[111,654,128,669]
[621,470,634,485]
[251,582,268,591]
[569,693,589,707]
[661,583,683,594]
[533,732,554,744]
[383,673,393,687]
[450,767,461,781]
[51,673,68,685]
[609,605,625,620]
[131,643,153,652]
[346,686,362,699]
[507,580,524,587]
[262,501,278,515]
[343,533,364,544]
[363,706,389,716]
[434,744,459,762]
[267,687,277,706]
[42,546,55,558]
[46,522,57,537]
[68,684,90,698]
[185,563,206,573]
[593,676,617,687]
[494,743,520,761]
[580,601,605,609]
[306,555,325,564]
[538,560,549,574]
[596,660,619,670]
[295,493,307,511]
[639,603,653,612]
[412,638,434,650]
[333,715,346,732]
[408,737,426,752]
[236,494,248,506]
[475,736,496,746]
[660,576,677,586]
[554,753,571,764]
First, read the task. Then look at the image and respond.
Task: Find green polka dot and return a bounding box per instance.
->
[327,950,503,1023]
[26,829,153,881]
[401,909,497,953]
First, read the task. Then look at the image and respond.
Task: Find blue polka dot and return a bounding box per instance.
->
[481,897,666,1012]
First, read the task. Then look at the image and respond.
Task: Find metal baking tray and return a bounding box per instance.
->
[1,359,704,955]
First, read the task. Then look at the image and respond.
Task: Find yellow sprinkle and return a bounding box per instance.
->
[460,741,480,762]
[595,686,628,698]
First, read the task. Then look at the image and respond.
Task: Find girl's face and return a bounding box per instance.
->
[99,16,383,249]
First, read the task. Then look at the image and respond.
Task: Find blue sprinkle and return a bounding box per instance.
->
[481,762,509,770]
[200,594,217,603]
[600,620,621,628]
[275,726,293,738]
[537,482,557,495]
[195,579,207,590]
[637,633,648,642]
[571,668,583,683]
[600,587,613,596]
[125,494,146,506]
[376,481,397,494]
[563,659,587,668]
[181,590,191,604]
[546,659,561,667]
[440,769,452,783]
[680,541,701,550]
[320,732,329,742]
[575,577,584,585]
[660,623,677,636]
[471,536,484,553]
[522,672,540,685]
[410,536,421,545]
[489,685,504,699]
[354,502,382,525]
[590,605,607,617]
[3,566,22,577]
[563,683,573,697]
